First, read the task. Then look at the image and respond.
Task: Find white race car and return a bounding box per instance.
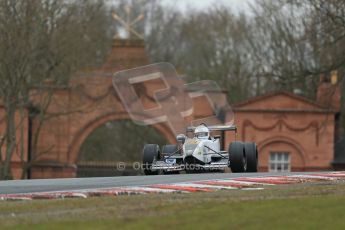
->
[142,123,258,175]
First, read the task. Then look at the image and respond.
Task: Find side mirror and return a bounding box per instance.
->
[176,134,186,144]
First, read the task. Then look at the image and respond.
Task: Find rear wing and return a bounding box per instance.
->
[186,125,237,132]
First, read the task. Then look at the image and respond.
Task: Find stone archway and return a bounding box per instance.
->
[67,112,175,165]
[257,136,307,172]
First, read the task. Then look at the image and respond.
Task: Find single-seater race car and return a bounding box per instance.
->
[142,123,258,175]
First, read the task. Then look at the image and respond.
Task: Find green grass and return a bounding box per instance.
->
[1,182,345,229]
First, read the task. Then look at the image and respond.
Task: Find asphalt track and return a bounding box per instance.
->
[0,171,321,195]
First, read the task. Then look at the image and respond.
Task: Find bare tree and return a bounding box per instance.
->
[145,0,345,133]
[146,6,258,102]
[0,0,111,179]
[246,0,345,131]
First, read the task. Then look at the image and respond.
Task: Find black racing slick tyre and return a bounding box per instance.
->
[143,144,160,175]
[228,142,247,173]
[244,142,258,172]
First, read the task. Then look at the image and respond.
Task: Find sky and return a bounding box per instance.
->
[113,0,255,37]
[162,0,254,14]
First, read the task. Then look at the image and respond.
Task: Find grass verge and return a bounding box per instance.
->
[1,181,345,229]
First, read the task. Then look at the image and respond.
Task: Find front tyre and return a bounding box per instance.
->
[228,142,246,173]
[162,144,179,156]
[244,142,258,172]
[143,144,160,175]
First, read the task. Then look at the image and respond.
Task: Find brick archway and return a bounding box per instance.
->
[257,136,306,171]
[67,112,175,164]
[28,40,231,179]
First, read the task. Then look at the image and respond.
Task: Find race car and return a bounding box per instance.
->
[142,123,258,175]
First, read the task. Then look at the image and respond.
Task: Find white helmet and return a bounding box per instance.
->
[194,125,210,139]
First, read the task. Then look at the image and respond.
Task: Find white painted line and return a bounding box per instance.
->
[168,182,238,190]
[218,179,274,186]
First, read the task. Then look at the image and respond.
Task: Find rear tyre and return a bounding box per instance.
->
[143,144,160,175]
[162,144,180,175]
[228,142,246,173]
[244,142,258,172]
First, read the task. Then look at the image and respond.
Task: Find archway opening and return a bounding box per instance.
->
[76,120,168,177]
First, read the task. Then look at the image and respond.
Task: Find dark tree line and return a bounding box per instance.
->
[145,0,345,102]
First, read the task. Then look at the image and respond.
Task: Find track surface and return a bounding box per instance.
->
[0,172,323,195]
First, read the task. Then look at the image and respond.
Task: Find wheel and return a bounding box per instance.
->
[228,142,246,173]
[162,144,179,156]
[143,144,160,175]
[244,142,258,172]
[162,144,180,174]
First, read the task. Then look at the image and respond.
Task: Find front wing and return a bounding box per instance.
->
[151,157,229,171]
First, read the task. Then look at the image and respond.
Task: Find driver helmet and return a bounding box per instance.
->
[194,125,210,139]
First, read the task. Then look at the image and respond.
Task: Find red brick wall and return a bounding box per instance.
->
[225,107,335,172]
